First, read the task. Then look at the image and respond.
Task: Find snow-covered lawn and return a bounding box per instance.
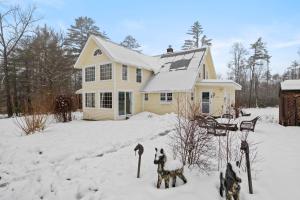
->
[0,108,299,200]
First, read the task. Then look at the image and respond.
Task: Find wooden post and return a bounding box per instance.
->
[134,144,144,178]
[241,140,253,194]
[137,154,141,178]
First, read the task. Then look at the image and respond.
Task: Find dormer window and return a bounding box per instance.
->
[93,49,102,56]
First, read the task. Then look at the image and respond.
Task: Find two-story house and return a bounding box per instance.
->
[74,35,241,120]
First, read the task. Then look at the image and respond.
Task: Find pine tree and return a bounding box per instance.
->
[120,35,141,51]
[247,37,269,107]
[64,16,108,57]
[64,16,108,91]
[182,21,212,50]
[201,35,212,47]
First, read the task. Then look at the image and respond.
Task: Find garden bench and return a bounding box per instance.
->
[240,116,260,132]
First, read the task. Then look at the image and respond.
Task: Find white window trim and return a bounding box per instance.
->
[84,65,96,82]
[136,68,143,83]
[84,92,96,108]
[99,91,113,110]
[121,65,128,81]
[144,93,149,101]
[93,48,103,56]
[160,92,173,104]
[100,63,113,81]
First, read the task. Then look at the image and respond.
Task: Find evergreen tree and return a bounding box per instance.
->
[247,37,270,107]
[120,35,141,51]
[182,21,212,50]
[64,16,108,91]
[201,35,212,47]
[64,16,108,57]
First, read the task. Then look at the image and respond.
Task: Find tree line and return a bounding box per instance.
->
[0,6,141,116]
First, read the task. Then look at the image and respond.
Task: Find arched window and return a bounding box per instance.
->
[93,49,102,56]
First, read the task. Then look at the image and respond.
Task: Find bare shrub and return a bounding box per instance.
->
[15,97,50,135]
[171,95,216,172]
[53,95,73,122]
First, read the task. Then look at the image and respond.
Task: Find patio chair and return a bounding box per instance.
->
[203,117,227,136]
[240,116,260,132]
[240,110,251,117]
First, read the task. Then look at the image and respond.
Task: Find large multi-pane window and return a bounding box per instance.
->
[85,66,95,82]
[122,65,128,80]
[100,92,112,108]
[160,92,172,102]
[100,63,112,80]
[85,93,95,107]
[136,68,142,83]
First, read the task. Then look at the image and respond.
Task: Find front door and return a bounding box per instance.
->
[118,92,132,116]
[202,92,210,114]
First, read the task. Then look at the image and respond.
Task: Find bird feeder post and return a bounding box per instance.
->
[134,144,144,178]
[241,140,253,194]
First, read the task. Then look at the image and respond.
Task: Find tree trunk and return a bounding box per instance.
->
[3,55,13,117]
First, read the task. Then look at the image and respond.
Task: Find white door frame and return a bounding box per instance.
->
[117,90,134,119]
[201,90,212,114]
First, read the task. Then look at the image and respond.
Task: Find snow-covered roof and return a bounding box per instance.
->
[93,36,161,73]
[200,79,242,90]
[141,48,206,92]
[281,79,300,90]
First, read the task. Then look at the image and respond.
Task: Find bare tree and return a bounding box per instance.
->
[0,6,37,117]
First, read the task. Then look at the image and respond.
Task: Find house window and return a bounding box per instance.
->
[122,65,128,80]
[203,64,206,79]
[100,63,112,80]
[144,93,149,101]
[94,49,102,56]
[85,93,95,108]
[160,92,172,102]
[85,66,95,82]
[100,92,112,108]
[136,68,142,83]
[191,92,194,101]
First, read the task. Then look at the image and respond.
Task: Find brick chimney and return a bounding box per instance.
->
[167,45,173,53]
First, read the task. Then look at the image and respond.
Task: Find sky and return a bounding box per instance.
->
[1,0,300,77]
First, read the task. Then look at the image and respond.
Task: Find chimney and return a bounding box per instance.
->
[167,45,173,53]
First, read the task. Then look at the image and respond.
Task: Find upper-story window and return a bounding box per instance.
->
[85,93,95,108]
[203,64,206,79]
[85,66,95,82]
[191,92,194,101]
[122,65,128,80]
[160,92,172,103]
[136,68,142,83]
[94,49,102,56]
[100,63,112,80]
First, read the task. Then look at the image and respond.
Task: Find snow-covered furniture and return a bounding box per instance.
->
[222,113,233,119]
[240,116,260,132]
[240,110,251,117]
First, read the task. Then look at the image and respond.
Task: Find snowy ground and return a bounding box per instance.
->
[0,108,299,200]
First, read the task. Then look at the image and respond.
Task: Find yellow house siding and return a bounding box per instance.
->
[115,63,153,115]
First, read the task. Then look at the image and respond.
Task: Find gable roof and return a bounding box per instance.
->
[281,79,300,90]
[74,35,160,73]
[141,48,207,92]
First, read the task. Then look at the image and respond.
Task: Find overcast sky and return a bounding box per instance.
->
[1,0,300,77]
